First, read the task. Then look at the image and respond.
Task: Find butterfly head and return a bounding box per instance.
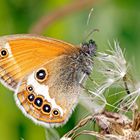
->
[81,39,96,57]
[73,39,97,77]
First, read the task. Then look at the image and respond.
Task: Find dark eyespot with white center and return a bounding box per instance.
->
[52,109,60,116]
[34,97,43,108]
[27,94,35,102]
[42,103,51,114]
[35,68,47,82]
[0,48,8,58]
[27,85,33,92]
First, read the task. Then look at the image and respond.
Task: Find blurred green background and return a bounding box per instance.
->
[0,0,139,140]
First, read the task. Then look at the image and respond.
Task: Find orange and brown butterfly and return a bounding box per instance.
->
[0,34,96,127]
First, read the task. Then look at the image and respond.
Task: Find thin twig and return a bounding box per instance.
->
[64,115,94,138]
[72,130,105,140]
[123,75,130,94]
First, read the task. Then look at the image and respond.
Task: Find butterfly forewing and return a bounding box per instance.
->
[0,34,78,91]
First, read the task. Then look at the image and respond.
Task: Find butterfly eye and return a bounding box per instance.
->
[34,96,43,108]
[27,93,35,102]
[0,48,8,58]
[42,103,51,114]
[27,85,34,92]
[52,109,60,117]
[35,68,47,82]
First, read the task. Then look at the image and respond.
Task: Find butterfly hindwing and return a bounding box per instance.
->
[15,55,81,127]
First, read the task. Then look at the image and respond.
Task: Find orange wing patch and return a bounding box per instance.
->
[16,79,67,126]
[0,34,78,91]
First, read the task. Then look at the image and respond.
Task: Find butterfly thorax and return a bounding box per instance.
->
[68,39,96,84]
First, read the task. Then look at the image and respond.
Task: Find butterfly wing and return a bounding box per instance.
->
[16,55,81,127]
[0,34,81,126]
[0,34,77,91]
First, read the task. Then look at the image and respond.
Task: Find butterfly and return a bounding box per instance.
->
[0,34,96,127]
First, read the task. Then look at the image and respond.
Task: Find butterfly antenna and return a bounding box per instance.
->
[85,28,99,41]
[86,8,94,26]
